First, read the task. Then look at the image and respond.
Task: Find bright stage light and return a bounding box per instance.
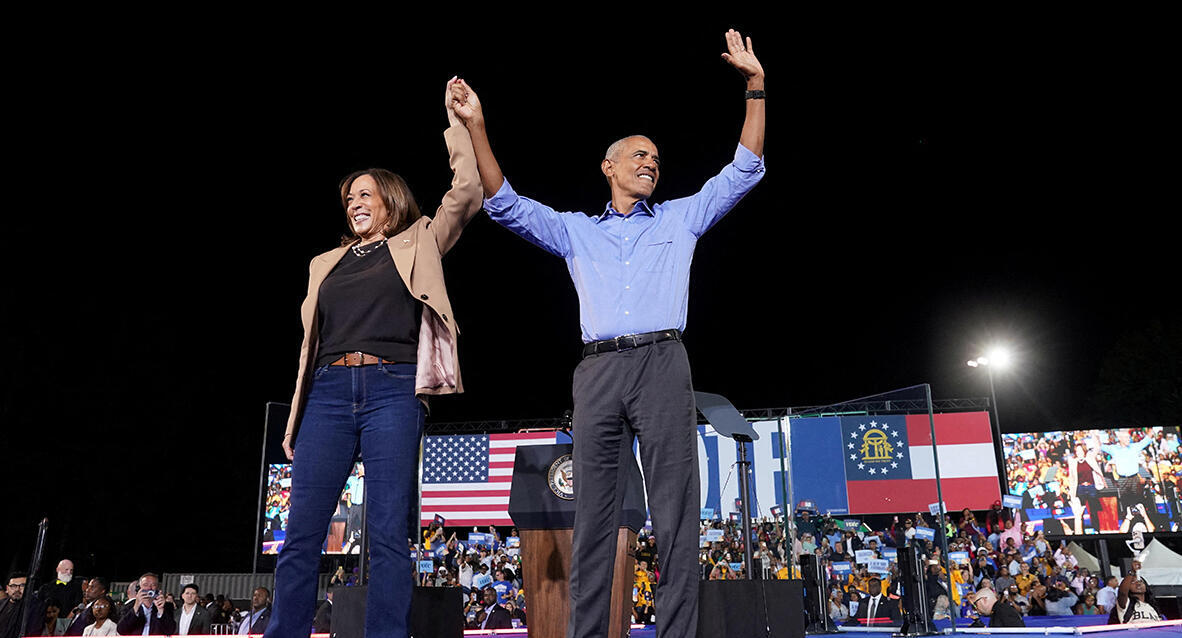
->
[988,347,1012,369]
[966,360,979,367]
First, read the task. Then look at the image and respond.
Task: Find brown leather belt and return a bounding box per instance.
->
[329,352,400,367]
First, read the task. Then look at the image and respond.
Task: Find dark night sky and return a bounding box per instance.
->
[2,17,1175,580]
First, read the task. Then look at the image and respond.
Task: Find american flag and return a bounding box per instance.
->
[419,431,559,526]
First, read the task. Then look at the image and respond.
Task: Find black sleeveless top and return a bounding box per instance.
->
[315,240,422,367]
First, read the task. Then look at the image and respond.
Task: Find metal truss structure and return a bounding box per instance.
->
[423,397,993,434]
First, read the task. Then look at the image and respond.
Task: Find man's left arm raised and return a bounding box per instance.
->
[681,29,767,237]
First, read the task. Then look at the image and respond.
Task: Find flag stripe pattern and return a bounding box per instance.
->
[697,412,1000,518]
[419,431,557,526]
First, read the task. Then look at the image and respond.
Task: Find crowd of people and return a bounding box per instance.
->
[5,499,1170,636]
[686,503,1166,627]
[0,561,280,638]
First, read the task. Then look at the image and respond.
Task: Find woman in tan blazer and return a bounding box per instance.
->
[266,79,482,638]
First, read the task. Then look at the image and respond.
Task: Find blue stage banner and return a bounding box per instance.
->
[787,417,850,515]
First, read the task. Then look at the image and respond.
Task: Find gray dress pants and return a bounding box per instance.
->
[567,339,700,638]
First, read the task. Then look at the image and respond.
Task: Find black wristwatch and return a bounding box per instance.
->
[745,89,766,100]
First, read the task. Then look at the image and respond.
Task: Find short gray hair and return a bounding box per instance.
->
[604,135,651,161]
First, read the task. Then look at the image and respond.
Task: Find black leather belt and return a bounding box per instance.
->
[582,329,682,358]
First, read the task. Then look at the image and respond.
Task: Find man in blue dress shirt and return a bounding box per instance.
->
[452,29,766,638]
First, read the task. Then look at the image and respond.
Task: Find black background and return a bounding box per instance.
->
[2,14,1175,580]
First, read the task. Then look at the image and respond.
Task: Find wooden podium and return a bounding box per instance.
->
[508,443,647,638]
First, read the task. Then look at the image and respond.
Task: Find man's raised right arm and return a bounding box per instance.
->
[451,79,571,257]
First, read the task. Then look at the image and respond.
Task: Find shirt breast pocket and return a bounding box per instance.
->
[643,240,674,273]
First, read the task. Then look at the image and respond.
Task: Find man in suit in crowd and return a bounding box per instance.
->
[64,577,112,635]
[237,587,271,634]
[846,578,900,626]
[117,573,177,635]
[0,573,28,638]
[312,583,335,634]
[478,587,512,630]
[175,583,211,635]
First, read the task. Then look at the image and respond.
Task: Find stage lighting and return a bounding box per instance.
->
[988,347,1012,369]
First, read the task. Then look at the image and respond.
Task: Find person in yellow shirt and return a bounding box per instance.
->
[1014,562,1038,595]
[949,562,973,607]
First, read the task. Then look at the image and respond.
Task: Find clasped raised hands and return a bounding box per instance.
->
[446,78,483,128]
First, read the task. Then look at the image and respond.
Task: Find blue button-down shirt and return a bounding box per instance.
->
[484,144,766,342]
[1101,436,1153,477]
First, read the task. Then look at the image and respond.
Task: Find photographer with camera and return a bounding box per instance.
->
[116,573,176,635]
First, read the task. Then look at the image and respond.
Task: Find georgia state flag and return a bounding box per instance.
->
[842,416,913,481]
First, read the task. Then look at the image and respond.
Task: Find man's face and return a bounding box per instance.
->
[1118,429,1132,445]
[57,560,74,581]
[483,588,497,606]
[5,577,26,601]
[182,587,199,606]
[85,579,107,602]
[868,580,881,597]
[139,576,160,598]
[251,588,268,610]
[602,136,659,202]
[971,590,997,615]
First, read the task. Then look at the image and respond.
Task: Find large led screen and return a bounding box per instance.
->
[261,462,364,554]
[1001,427,1180,535]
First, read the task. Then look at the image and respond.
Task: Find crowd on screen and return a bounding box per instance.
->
[1004,428,1181,535]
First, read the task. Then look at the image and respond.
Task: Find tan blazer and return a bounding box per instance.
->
[285,124,482,440]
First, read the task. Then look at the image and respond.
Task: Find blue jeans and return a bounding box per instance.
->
[266,362,424,638]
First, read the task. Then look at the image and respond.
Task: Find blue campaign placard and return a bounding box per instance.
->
[832,561,852,574]
[468,533,487,546]
[706,529,725,542]
[949,551,969,564]
[1003,494,1023,509]
[506,536,520,548]
[882,548,897,561]
[914,526,935,540]
[700,507,715,520]
[473,573,492,589]
[729,563,744,572]
[418,560,435,574]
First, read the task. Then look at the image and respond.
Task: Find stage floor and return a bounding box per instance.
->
[454,616,1182,637]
